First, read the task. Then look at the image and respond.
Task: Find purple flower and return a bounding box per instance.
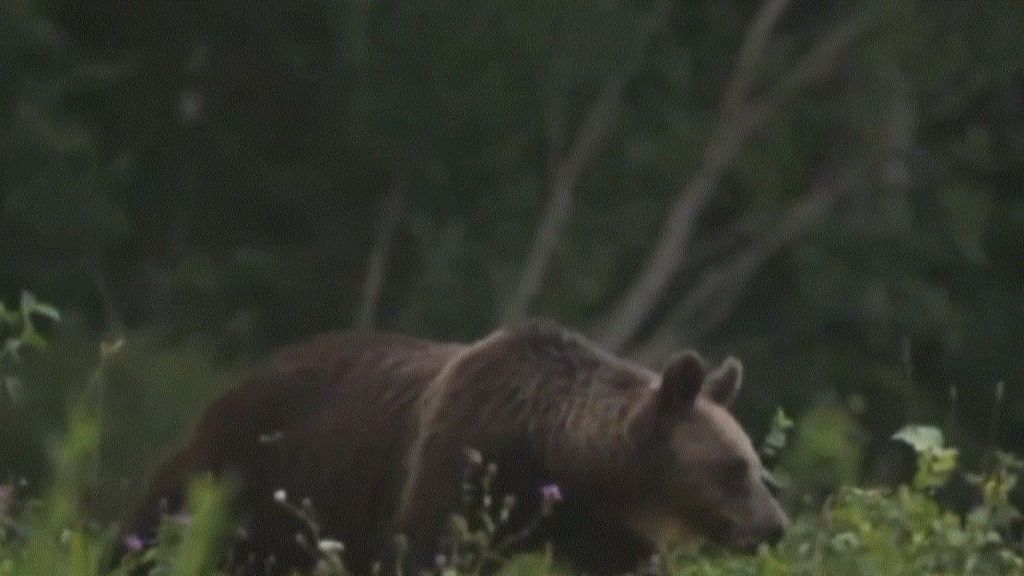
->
[123,534,146,552]
[541,483,563,503]
[434,553,447,567]
[541,483,563,516]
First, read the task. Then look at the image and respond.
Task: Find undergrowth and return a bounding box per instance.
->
[1,294,1022,576]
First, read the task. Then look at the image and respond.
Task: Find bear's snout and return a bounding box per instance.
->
[754,516,788,546]
[734,522,786,551]
[734,501,789,550]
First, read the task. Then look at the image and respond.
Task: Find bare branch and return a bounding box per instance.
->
[762,13,877,114]
[592,10,875,352]
[504,3,670,323]
[923,60,1024,122]
[684,215,759,271]
[503,77,626,323]
[593,164,719,352]
[355,176,406,329]
[723,0,793,113]
[543,81,567,185]
[632,166,862,365]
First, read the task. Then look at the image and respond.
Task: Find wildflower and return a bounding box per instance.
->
[393,533,409,556]
[465,447,483,465]
[170,512,193,526]
[541,483,563,503]
[434,553,447,567]
[258,431,285,444]
[499,494,516,523]
[541,483,563,516]
[639,554,662,576]
[123,534,146,553]
[318,539,345,555]
[273,488,288,503]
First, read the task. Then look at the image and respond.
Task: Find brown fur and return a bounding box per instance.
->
[134,321,786,575]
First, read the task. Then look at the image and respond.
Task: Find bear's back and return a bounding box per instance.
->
[200,330,460,467]
[137,330,463,572]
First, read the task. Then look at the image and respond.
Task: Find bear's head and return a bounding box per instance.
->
[628,351,788,552]
[412,324,787,563]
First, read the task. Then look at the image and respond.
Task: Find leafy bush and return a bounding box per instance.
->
[669,483,1023,576]
[3,415,1022,576]
[1,299,1021,575]
[1,291,61,404]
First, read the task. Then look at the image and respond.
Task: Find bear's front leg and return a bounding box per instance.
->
[394,435,467,574]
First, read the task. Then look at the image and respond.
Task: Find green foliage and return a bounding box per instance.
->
[777,405,866,509]
[429,455,563,576]
[760,408,795,462]
[759,408,794,494]
[0,418,229,576]
[1,0,1023,572]
[0,326,231,576]
[0,291,60,403]
[967,451,1024,534]
[668,432,1024,576]
[1,0,1021,467]
[2,412,1022,576]
[893,426,959,490]
[15,408,102,576]
[159,478,230,576]
[0,321,250,517]
[0,308,1019,575]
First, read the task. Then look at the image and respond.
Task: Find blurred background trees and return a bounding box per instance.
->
[1,0,1021,516]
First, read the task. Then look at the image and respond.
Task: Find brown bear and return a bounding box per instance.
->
[133,321,787,574]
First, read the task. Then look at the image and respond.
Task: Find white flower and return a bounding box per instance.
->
[273,489,288,503]
[318,539,345,555]
[465,447,483,465]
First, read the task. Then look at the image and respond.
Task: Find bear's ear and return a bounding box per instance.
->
[657,350,708,415]
[703,357,743,406]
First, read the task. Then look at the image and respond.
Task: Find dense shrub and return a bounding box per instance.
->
[2,413,1022,575]
[1,295,1023,575]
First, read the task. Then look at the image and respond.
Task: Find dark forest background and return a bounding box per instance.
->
[1,0,1022,517]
